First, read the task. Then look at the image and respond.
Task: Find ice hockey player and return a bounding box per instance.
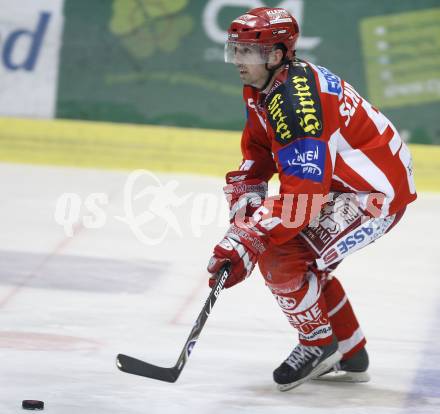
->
[207,7,417,391]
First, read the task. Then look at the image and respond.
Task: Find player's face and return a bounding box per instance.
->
[231,44,273,88]
[235,61,269,88]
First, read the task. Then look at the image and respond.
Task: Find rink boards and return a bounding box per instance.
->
[0,117,439,192]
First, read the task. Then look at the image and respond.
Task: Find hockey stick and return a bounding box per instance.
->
[116,263,231,382]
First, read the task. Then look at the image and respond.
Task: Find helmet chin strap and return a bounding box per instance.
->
[258,65,276,91]
[258,55,289,92]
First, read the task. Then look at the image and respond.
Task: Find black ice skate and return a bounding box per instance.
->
[273,336,342,391]
[314,346,370,383]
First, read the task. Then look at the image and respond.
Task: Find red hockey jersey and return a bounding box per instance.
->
[239,60,417,245]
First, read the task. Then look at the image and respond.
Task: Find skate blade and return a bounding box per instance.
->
[313,370,370,383]
[277,350,343,392]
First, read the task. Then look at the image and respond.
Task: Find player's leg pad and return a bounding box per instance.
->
[268,272,334,346]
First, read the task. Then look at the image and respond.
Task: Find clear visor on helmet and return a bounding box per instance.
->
[224,41,272,64]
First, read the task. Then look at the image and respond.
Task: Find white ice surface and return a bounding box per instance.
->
[0,163,439,414]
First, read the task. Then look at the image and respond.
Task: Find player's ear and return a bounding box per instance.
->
[267,48,284,67]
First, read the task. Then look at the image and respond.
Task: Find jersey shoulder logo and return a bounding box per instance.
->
[311,64,342,98]
[289,64,324,139]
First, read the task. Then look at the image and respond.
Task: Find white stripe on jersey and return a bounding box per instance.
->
[328,129,339,172]
[336,130,395,217]
[388,131,402,155]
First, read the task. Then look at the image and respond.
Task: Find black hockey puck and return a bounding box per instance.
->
[22,400,44,410]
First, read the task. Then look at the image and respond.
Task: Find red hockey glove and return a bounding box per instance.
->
[207,223,267,289]
[224,171,267,223]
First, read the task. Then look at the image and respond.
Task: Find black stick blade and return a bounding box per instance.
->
[116,354,179,383]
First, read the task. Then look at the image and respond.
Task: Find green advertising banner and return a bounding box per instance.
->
[361,8,440,108]
[57,0,440,144]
